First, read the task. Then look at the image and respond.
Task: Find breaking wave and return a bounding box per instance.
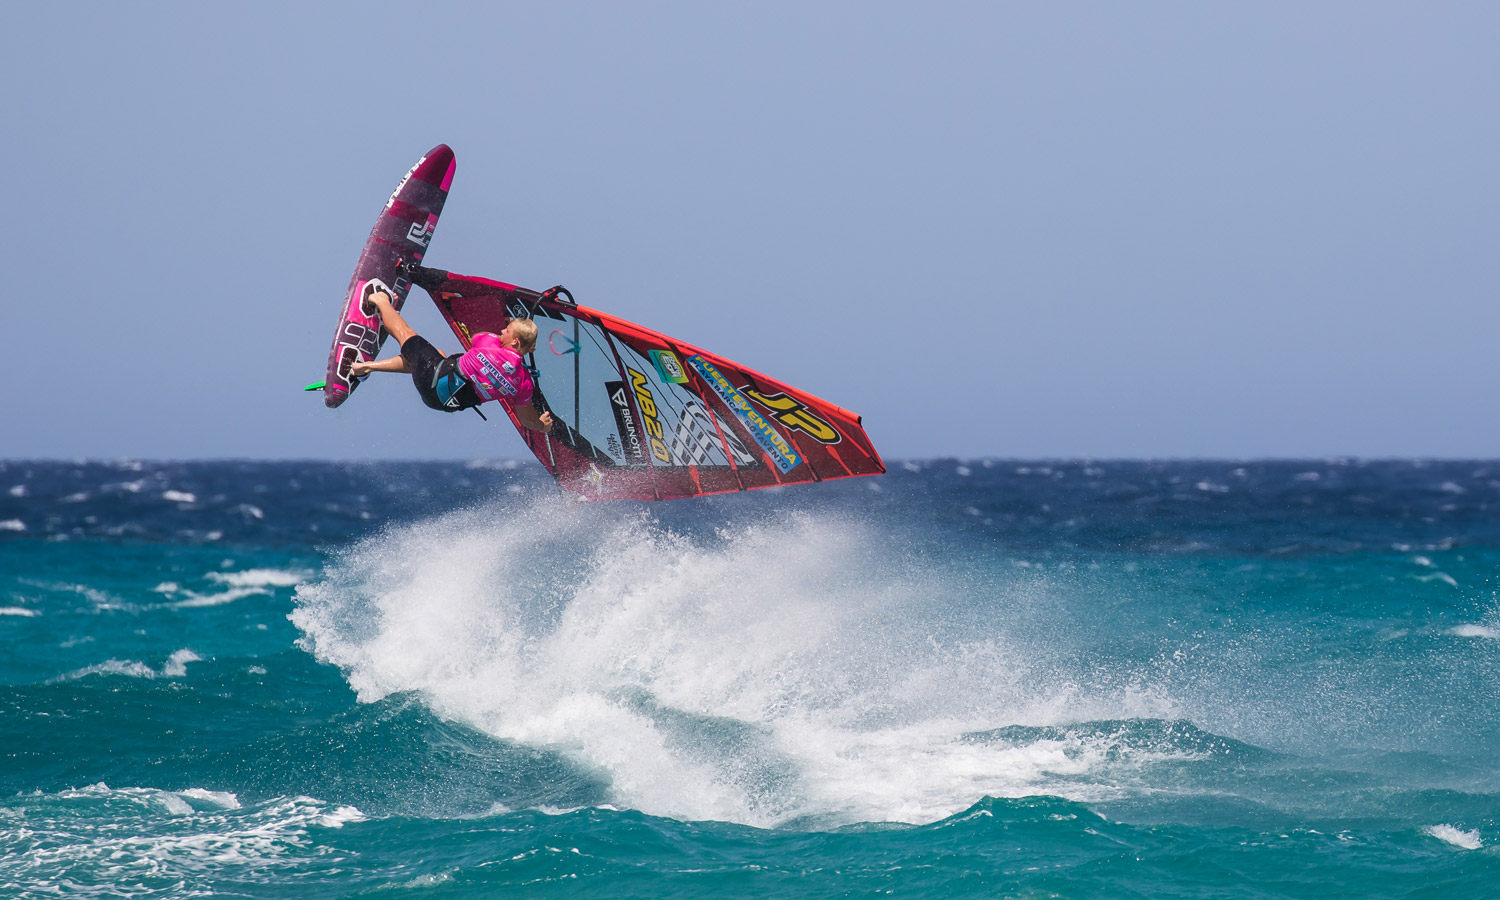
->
[293,498,1188,827]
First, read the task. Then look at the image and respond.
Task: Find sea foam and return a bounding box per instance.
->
[293,498,1184,828]
[0,784,364,893]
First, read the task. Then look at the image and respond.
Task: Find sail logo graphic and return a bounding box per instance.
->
[650,350,689,385]
[670,400,759,468]
[742,389,841,444]
[685,356,801,473]
[627,368,673,464]
[605,380,646,465]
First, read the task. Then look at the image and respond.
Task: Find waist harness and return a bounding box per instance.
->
[433,357,481,411]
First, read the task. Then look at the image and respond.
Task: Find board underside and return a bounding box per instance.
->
[322,145,455,408]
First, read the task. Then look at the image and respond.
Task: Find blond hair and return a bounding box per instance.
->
[510,318,538,355]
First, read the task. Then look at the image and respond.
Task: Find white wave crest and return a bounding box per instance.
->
[178,788,241,809]
[0,606,39,617]
[167,586,272,609]
[156,569,310,610]
[1425,824,1482,849]
[103,479,147,493]
[59,649,201,681]
[162,648,201,677]
[293,500,1182,828]
[1414,572,1459,588]
[208,568,310,588]
[62,659,157,680]
[1450,624,1500,639]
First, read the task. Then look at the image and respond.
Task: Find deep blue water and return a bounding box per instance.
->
[2,459,1497,898]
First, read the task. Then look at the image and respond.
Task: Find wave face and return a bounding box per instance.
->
[3,460,1500,897]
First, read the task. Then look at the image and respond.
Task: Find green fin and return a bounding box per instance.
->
[304,381,326,391]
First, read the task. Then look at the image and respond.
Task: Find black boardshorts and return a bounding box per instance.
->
[401,335,481,412]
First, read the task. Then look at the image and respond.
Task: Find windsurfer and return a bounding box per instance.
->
[350,286,554,432]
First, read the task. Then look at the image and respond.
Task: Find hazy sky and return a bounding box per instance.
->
[3,3,1496,459]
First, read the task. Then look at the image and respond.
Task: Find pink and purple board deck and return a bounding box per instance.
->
[322,145,456,408]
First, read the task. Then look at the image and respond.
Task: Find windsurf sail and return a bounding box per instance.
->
[417,270,885,501]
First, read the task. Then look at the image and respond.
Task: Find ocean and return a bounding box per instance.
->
[1,459,1496,898]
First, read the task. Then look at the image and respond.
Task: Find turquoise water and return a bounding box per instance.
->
[2,460,1497,897]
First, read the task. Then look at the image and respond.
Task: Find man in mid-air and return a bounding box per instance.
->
[350,284,554,433]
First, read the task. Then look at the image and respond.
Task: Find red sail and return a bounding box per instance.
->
[421,271,885,501]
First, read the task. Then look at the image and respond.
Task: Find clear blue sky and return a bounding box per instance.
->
[3,3,1496,459]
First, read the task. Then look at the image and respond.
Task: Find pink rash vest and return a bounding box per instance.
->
[456,333,534,406]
